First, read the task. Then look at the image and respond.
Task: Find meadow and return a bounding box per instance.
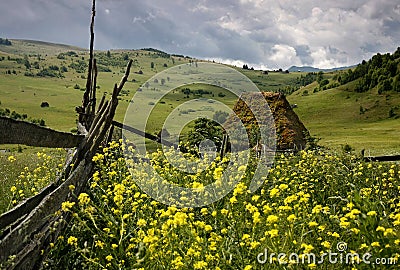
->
[35,142,398,269]
[1,40,399,154]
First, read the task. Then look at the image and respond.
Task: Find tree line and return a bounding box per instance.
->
[0,38,12,46]
[338,47,400,93]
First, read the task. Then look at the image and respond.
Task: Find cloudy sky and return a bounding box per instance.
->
[1,0,399,69]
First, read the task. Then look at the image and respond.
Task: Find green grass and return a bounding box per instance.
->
[0,146,65,214]
[287,80,400,155]
[0,43,193,132]
[238,68,303,92]
[0,39,85,56]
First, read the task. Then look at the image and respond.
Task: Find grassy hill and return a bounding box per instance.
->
[287,83,400,155]
[0,40,196,131]
[0,39,302,132]
[0,39,399,155]
[287,48,400,155]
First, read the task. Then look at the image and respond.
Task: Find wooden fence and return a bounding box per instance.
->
[0,1,133,268]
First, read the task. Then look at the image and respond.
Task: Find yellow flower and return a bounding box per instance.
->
[233,182,247,196]
[242,234,250,240]
[78,193,90,205]
[287,214,296,222]
[230,196,238,204]
[384,228,395,236]
[250,241,260,250]
[8,155,16,162]
[172,212,187,226]
[331,232,340,238]
[301,243,314,253]
[111,244,118,249]
[269,188,280,198]
[67,236,77,246]
[94,240,104,249]
[172,256,184,269]
[266,229,279,238]
[193,261,208,269]
[61,201,75,212]
[308,221,318,227]
[137,219,147,227]
[106,255,113,261]
[114,194,123,206]
[321,241,331,249]
[371,242,380,247]
[92,153,104,162]
[213,167,224,179]
[244,266,252,270]
[267,215,279,224]
[312,205,323,214]
[253,211,261,224]
[221,209,229,215]
[279,183,288,190]
[10,186,17,193]
[200,208,208,215]
[376,226,385,232]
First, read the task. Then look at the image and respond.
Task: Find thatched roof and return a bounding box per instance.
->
[226,92,309,151]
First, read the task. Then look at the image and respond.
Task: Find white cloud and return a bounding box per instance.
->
[269,44,301,68]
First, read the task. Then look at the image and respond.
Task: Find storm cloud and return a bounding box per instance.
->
[1,0,399,69]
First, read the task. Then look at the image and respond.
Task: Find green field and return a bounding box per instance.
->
[287,80,400,155]
[0,39,399,155]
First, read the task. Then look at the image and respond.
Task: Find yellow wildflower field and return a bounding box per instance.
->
[30,142,400,269]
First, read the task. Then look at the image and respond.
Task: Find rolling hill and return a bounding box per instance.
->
[287,47,400,155]
[0,39,399,154]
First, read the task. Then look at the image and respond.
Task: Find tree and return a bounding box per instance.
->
[213,110,229,123]
[392,76,400,92]
[123,53,129,61]
[107,50,111,58]
[151,62,155,69]
[23,55,31,70]
[182,88,190,98]
[377,79,392,94]
[0,38,12,45]
[186,118,224,153]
